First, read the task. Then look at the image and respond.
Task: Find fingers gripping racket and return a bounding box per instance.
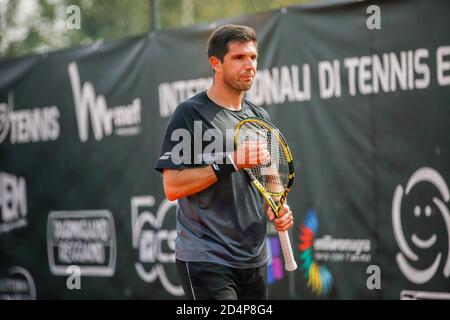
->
[235,117,297,271]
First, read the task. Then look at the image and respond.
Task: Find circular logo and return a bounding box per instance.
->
[133,197,183,296]
[0,267,36,300]
[0,103,10,144]
[392,167,450,284]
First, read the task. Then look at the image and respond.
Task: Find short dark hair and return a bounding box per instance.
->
[207,24,257,62]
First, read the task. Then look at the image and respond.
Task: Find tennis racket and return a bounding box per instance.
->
[234,117,297,271]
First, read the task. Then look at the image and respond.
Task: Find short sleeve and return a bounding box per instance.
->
[154,103,206,173]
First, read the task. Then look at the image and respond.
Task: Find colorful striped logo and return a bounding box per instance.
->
[298,209,333,296]
[267,236,284,284]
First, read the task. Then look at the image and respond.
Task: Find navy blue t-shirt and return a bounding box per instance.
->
[155,91,271,268]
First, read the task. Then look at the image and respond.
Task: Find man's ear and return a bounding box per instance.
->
[209,56,221,73]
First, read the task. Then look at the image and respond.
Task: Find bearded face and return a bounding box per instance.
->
[218,41,258,93]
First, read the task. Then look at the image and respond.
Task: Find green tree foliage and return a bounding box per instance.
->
[0,0,311,59]
[1,0,59,57]
[61,0,150,46]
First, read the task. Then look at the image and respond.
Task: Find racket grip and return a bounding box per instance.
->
[278,230,297,271]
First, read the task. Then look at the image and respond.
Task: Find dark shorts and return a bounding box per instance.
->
[176,259,268,300]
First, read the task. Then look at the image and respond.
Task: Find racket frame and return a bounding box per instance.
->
[234,117,297,271]
[234,117,294,216]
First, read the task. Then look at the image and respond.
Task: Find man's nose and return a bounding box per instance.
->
[244,58,256,70]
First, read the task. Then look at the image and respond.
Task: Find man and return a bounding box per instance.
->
[155,24,293,300]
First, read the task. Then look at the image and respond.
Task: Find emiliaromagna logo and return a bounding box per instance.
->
[298,209,372,296]
[298,210,333,296]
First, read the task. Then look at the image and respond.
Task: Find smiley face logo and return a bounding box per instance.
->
[392,167,450,284]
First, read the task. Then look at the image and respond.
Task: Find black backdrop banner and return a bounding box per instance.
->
[1,0,450,299]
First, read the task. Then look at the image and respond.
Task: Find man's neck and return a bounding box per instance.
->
[207,83,244,111]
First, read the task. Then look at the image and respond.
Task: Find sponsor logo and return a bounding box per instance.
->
[298,209,372,295]
[267,236,284,284]
[0,172,27,234]
[0,267,36,300]
[298,210,333,296]
[392,167,450,287]
[47,210,116,276]
[0,92,60,144]
[400,290,450,300]
[68,62,142,142]
[131,196,183,296]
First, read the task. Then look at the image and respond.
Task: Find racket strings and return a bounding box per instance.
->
[237,122,290,194]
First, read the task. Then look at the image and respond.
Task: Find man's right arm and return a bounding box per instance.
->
[162,141,270,201]
[163,166,218,201]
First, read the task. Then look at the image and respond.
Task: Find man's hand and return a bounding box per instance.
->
[233,141,270,170]
[265,202,294,232]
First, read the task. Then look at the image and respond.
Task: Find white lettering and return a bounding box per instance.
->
[437,46,450,86]
[68,62,141,142]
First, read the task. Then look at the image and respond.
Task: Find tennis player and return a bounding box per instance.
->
[155,24,293,300]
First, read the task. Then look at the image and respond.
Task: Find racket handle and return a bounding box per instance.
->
[278,230,297,271]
